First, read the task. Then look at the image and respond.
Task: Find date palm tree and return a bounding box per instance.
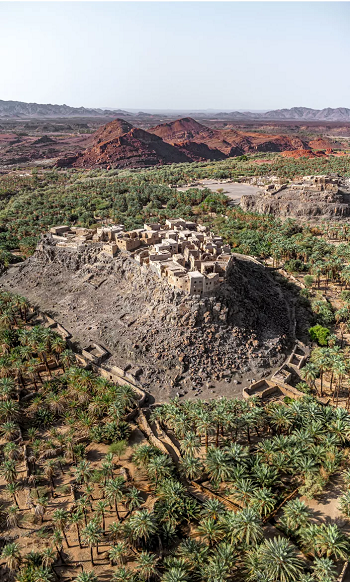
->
[180,433,201,457]
[34,499,47,525]
[195,517,225,548]
[314,523,349,560]
[312,557,337,582]
[225,507,263,546]
[52,509,70,547]
[100,455,114,484]
[76,496,90,526]
[132,444,157,470]
[0,377,16,400]
[75,572,98,582]
[81,520,103,566]
[5,504,21,528]
[205,447,234,485]
[43,460,58,498]
[109,542,129,566]
[6,481,20,507]
[50,335,66,368]
[196,412,214,451]
[259,537,304,582]
[51,530,65,564]
[1,542,21,572]
[60,349,76,371]
[41,548,57,572]
[74,460,92,485]
[29,566,55,582]
[112,567,135,582]
[124,486,142,515]
[201,498,226,521]
[69,510,84,548]
[104,476,125,520]
[161,567,188,582]
[36,341,52,377]
[0,399,20,422]
[0,421,19,441]
[280,498,312,533]
[124,510,157,549]
[0,458,17,483]
[230,478,256,508]
[177,538,209,572]
[250,487,276,518]
[147,455,173,488]
[95,499,108,532]
[202,550,233,582]
[109,520,123,544]
[136,551,159,581]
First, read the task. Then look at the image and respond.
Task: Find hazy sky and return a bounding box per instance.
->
[1,2,349,111]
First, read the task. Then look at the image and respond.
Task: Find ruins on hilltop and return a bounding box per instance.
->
[240,174,350,220]
[47,218,233,296]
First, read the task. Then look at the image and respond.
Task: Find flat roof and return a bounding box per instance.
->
[188,270,204,278]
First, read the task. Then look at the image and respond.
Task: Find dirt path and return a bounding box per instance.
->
[177,180,263,203]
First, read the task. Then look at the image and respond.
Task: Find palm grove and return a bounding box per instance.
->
[2,292,350,581]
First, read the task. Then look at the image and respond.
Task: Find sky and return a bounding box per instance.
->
[1,2,349,111]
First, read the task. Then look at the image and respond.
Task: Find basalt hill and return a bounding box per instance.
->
[0,232,297,401]
[57,117,306,169]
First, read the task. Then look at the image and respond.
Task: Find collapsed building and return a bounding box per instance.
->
[240,174,350,220]
[48,218,233,296]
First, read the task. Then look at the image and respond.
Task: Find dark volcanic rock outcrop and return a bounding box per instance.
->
[32,135,56,145]
[0,237,295,400]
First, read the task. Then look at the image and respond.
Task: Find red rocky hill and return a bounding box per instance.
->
[69,119,190,169]
[57,117,310,169]
[149,118,307,155]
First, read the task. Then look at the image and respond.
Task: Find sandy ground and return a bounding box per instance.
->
[0,423,159,581]
[177,180,263,202]
[300,474,350,532]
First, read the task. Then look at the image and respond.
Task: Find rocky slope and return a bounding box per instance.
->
[58,117,308,169]
[70,120,191,169]
[241,177,350,221]
[0,237,296,401]
[149,118,306,155]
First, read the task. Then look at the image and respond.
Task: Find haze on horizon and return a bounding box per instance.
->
[1,2,349,111]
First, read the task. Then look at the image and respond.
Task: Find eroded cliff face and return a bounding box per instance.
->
[241,177,350,221]
[0,237,296,401]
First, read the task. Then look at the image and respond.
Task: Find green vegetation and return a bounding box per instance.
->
[3,154,350,580]
[1,290,350,581]
[309,325,330,346]
[1,153,350,258]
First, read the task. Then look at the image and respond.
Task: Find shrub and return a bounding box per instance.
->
[90,421,130,444]
[341,290,350,302]
[109,440,128,460]
[309,325,330,346]
[295,382,312,394]
[285,259,307,273]
[304,275,314,288]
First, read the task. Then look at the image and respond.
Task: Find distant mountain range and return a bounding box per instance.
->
[213,107,350,122]
[0,100,129,118]
[1,100,350,122]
